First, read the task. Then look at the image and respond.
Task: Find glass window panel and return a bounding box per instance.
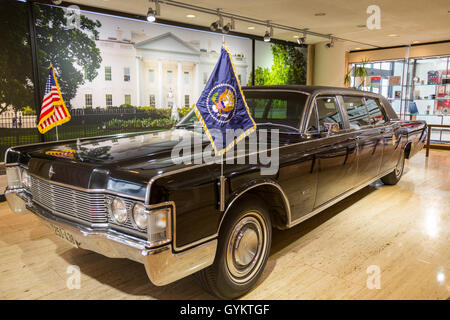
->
[366,98,386,125]
[316,97,343,131]
[123,67,130,81]
[148,70,155,83]
[105,66,111,81]
[106,94,112,107]
[245,91,308,128]
[342,96,371,129]
[124,94,131,105]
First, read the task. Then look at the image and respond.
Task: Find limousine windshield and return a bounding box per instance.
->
[176,90,309,132]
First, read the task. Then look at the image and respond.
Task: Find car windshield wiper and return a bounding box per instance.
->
[256,122,298,132]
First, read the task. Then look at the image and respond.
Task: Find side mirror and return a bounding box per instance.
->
[323,122,340,135]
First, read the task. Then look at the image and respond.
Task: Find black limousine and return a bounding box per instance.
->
[5,85,427,299]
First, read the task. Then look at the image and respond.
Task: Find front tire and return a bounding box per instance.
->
[197,196,272,299]
[381,151,405,185]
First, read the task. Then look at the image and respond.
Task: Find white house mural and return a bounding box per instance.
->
[71,12,251,110]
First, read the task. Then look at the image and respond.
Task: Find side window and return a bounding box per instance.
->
[316,97,343,131]
[365,98,386,125]
[306,105,319,132]
[342,96,371,129]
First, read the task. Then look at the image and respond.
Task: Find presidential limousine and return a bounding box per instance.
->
[5,85,427,299]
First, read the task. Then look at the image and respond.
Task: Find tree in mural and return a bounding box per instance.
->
[0,2,102,116]
[250,43,307,86]
[34,4,102,108]
[0,1,33,116]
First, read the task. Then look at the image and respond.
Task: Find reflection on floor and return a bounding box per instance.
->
[0,149,448,299]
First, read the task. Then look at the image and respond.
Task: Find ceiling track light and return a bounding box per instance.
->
[147,0,160,23]
[264,21,273,42]
[325,36,334,48]
[297,30,307,45]
[210,8,224,32]
[222,17,235,34]
[152,1,379,48]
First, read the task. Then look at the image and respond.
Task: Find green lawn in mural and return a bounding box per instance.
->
[251,44,307,85]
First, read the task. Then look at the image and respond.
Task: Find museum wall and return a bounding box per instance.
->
[312,41,347,87]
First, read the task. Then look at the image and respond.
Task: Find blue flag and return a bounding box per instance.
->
[194,47,257,156]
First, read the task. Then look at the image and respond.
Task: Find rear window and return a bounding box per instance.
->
[245,91,308,129]
[342,96,371,129]
[366,98,386,125]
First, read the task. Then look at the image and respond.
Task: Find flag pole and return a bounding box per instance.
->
[55,121,59,141]
[219,35,226,212]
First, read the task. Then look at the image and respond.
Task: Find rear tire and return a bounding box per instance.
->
[381,151,405,185]
[197,195,272,299]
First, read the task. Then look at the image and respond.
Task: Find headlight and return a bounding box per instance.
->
[132,203,147,230]
[6,166,21,189]
[111,197,128,224]
[148,207,170,243]
[21,169,31,189]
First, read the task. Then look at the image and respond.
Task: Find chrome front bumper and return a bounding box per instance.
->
[5,188,217,286]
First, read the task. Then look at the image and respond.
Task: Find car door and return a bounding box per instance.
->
[340,95,384,183]
[367,97,403,173]
[312,95,358,208]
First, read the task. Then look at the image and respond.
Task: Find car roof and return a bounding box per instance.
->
[242,85,398,120]
[242,85,379,96]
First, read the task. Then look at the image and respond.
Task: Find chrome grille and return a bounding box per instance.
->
[30,176,107,224]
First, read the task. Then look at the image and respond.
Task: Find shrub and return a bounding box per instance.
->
[21,106,36,115]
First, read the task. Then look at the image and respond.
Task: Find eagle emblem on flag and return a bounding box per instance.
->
[195,47,256,156]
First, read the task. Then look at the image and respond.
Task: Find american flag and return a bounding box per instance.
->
[38,65,71,134]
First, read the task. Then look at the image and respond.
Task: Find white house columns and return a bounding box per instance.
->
[158,59,163,108]
[135,55,142,106]
[177,61,183,108]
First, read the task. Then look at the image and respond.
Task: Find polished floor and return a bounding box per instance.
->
[0,149,448,299]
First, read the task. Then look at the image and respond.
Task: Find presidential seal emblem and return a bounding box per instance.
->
[207,84,237,124]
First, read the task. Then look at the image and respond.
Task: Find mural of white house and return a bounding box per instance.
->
[71,30,249,109]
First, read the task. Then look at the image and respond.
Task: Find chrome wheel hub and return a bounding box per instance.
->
[226,214,267,284]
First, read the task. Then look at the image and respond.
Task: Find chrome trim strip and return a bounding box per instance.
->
[29,172,145,202]
[287,167,396,228]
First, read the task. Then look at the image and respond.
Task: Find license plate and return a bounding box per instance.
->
[49,223,80,248]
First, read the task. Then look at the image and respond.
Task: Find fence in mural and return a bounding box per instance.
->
[0,106,189,159]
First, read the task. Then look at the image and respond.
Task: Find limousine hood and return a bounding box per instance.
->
[19,129,210,196]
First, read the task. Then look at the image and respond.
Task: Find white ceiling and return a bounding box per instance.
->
[69,0,450,50]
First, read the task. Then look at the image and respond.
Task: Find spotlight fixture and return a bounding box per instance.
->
[210,20,220,31]
[210,9,224,32]
[222,17,235,34]
[146,0,160,23]
[147,8,156,22]
[325,37,334,48]
[296,31,307,45]
[264,21,273,42]
[52,0,63,4]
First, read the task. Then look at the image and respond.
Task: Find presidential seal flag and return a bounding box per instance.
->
[194,46,257,156]
[38,65,71,134]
